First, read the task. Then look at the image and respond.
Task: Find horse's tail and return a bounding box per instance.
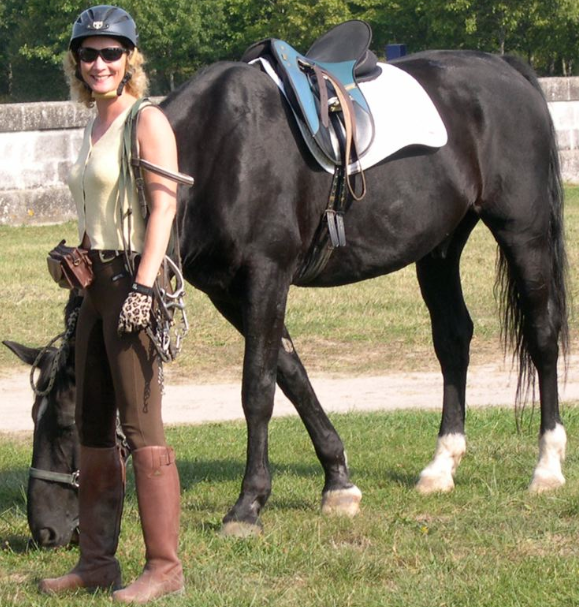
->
[496,56,569,402]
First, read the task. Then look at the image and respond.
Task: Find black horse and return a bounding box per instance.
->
[160,48,568,534]
[9,48,569,542]
[4,316,80,548]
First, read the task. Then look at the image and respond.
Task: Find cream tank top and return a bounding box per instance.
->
[68,103,146,253]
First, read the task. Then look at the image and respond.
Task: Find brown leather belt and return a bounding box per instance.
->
[87,250,124,264]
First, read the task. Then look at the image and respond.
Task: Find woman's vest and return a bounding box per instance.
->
[68,102,146,252]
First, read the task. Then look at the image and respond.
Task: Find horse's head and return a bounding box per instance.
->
[3,300,81,548]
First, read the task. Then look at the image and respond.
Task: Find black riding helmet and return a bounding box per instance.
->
[69,5,138,52]
[70,5,138,97]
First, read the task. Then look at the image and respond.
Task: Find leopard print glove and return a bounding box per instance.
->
[117,291,153,334]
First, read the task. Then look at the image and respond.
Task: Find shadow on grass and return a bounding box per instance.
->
[0,467,27,510]
[0,535,36,554]
[175,458,322,490]
[382,469,420,488]
[0,467,33,555]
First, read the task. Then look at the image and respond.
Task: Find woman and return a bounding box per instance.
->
[39,5,184,603]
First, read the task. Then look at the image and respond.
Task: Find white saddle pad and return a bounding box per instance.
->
[254,58,448,174]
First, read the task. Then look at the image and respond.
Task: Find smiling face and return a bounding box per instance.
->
[78,36,129,96]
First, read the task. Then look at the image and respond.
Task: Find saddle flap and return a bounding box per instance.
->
[311,97,374,164]
[271,39,322,137]
[312,59,370,114]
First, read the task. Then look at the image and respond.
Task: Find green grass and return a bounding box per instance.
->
[1,191,579,604]
[2,407,579,606]
[1,186,578,380]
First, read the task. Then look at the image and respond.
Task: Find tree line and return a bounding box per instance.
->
[1,0,578,103]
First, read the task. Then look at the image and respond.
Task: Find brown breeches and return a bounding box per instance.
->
[75,254,166,451]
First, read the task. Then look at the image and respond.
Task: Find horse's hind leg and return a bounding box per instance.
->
[276,328,362,516]
[414,212,479,493]
[483,202,567,493]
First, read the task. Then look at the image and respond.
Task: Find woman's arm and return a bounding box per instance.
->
[133,106,178,288]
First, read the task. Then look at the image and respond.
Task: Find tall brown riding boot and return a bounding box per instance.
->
[113,446,184,604]
[39,445,125,594]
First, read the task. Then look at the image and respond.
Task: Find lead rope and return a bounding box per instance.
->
[30,307,80,397]
[120,99,192,365]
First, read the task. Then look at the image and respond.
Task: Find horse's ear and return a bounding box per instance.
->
[2,340,41,366]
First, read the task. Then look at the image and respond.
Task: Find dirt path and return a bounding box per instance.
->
[3,355,579,435]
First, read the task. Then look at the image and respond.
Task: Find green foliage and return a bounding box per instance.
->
[223,0,354,56]
[0,0,577,102]
[0,0,83,101]
[121,0,231,92]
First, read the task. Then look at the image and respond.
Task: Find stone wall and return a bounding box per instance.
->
[0,102,93,225]
[541,78,579,186]
[1,78,578,226]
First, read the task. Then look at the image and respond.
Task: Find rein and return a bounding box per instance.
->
[120,98,192,363]
[29,307,79,397]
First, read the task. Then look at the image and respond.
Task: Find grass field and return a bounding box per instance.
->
[1,186,578,380]
[0,188,578,606]
[2,407,579,606]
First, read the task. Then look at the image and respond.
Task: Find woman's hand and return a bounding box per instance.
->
[117,291,153,334]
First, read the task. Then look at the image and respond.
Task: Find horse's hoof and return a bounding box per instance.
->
[529,471,565,494]
[416,473,455,495]
[321,485,362,517]
[529,424,567,494]
[220,521,262,538]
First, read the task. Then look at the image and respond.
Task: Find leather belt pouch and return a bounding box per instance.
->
[47,239,94,290]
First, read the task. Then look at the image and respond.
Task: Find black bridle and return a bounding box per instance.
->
[28,464,80,538]
[28,466,80,488]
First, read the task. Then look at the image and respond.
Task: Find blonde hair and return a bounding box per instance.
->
[63,47,149,107]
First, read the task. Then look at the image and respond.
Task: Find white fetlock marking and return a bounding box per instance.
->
[416,433,466,494]
[321,485,362,517]
[529,423,566,494]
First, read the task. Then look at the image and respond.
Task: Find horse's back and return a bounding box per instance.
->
[164,52,557,288]
[393,50,553,172]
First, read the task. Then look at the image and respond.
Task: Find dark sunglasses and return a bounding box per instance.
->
[77,47,128,63]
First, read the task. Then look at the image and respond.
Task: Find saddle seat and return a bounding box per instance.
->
[242,20,381,168]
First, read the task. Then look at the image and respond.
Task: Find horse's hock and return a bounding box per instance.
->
[0,79,578,226]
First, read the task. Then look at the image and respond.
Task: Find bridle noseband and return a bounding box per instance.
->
[29,467,80,488]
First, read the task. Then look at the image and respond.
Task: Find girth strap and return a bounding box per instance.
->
[295,166,349,284]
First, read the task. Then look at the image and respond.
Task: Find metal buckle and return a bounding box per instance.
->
[98,250,121,263]
[71,470,80,488]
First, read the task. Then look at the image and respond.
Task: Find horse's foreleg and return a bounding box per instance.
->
[277,328,362,516]
[209,276,290,537]
[414,216,477,494]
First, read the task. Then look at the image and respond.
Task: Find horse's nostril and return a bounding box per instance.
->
[36,527,58,547]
